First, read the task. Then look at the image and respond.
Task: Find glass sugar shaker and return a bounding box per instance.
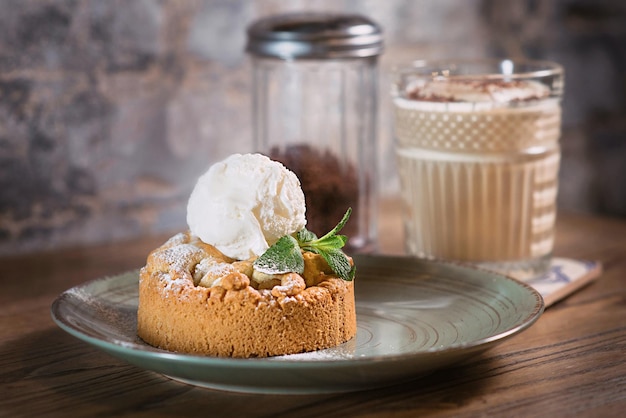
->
[246,12,383,252]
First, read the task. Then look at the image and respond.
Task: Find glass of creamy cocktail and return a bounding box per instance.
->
[392,59,564,279]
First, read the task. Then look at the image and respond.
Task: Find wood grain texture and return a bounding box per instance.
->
[1,203,625,417]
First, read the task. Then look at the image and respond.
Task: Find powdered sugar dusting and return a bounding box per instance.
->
[163,232,188,248]
[157,244,201,272]
[162,274,189,292]
[273,346,355,361]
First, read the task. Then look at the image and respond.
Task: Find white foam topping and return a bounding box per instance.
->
[405,78,551,103]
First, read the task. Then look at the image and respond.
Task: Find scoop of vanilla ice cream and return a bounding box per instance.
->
[186,153,307,260]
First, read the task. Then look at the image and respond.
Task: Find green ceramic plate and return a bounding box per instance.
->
[51,255,544,394]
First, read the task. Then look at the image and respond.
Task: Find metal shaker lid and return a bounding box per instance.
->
[246,12,383,59]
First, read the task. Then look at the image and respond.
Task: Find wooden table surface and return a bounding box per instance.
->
[1,204,625,417]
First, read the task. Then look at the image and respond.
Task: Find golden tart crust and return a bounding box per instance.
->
[137,232,356,358]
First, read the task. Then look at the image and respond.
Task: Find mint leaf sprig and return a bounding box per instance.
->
[253,208,356,281]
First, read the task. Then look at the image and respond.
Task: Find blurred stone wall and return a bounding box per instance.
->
[0,0,624,256]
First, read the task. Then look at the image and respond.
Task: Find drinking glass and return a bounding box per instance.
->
[392,59,564,279]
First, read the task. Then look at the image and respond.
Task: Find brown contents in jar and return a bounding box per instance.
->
[269,144,358,239]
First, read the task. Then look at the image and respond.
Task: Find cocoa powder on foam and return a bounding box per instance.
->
[407,79,550,103]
